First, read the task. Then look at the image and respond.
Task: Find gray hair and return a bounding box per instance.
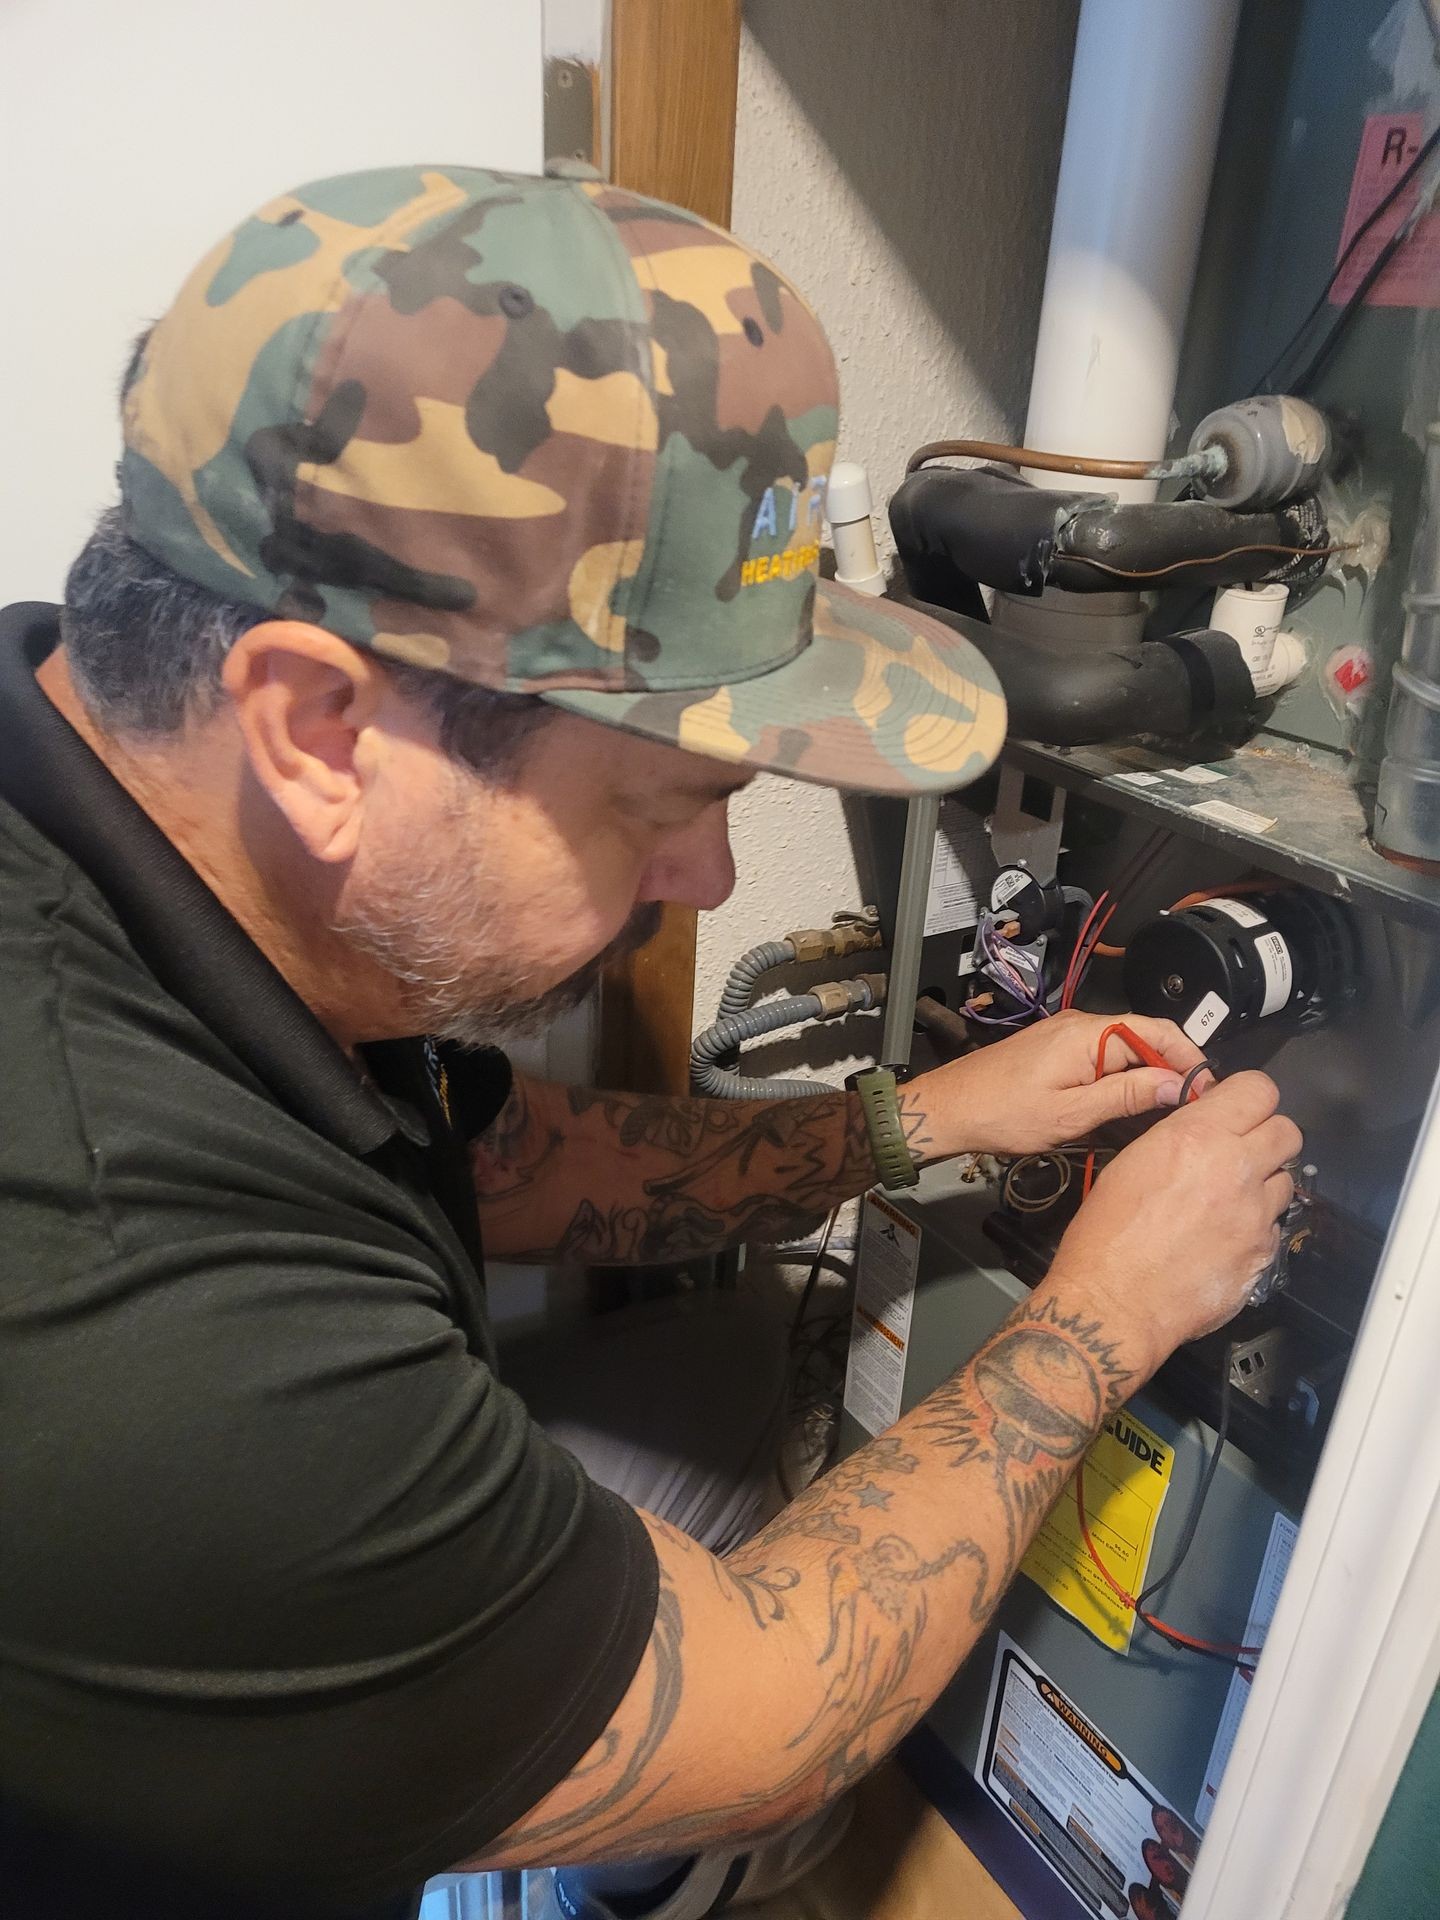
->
[61,507,553,774]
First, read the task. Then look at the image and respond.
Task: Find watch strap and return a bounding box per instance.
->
[852,1067,920,1190]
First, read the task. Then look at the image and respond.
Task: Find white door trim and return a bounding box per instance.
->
[1184,1070,1440,1917]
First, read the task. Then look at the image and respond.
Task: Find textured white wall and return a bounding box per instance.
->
[0,0,542,605]
[694,0,1078,1079]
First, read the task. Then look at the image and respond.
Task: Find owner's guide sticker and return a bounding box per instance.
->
[843,1192,919,1435]
[1020,1408,1173,1653]
[982,1636,1201,1917]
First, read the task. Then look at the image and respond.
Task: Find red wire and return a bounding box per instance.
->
[1074,1459,1262,1661]
[1061,892,1110,1009]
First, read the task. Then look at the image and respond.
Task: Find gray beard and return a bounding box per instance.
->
[335,892,663,1051]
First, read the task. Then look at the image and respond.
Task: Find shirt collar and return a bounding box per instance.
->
[0,602,419,1158]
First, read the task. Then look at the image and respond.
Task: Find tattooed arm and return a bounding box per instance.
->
[459,1073,1299,1869]
[470,1012,1210,1266]
[469,1076,929,1264]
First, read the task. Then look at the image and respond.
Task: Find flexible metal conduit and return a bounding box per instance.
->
[717,941,796,1020]
[691,977,887,1101]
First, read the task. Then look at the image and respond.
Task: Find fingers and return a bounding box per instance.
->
[1263,1170,1296,1222]
[1251,1112,1305,1178]
[1094,1014,1206,1076]
[1074,1065,1190,1128]
[1184,1069,1281,1134]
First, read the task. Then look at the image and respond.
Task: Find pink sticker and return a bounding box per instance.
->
[1331,113,1440,310]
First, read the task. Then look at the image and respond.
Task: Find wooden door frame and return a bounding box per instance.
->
[546,0,743,1094]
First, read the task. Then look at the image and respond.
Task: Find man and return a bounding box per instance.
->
[0,164,1299,1920]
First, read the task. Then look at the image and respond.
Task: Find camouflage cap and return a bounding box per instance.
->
[121,163,1005,794]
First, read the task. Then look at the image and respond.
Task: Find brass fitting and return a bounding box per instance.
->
[786,923,885,963]
[810,972,889,1018]
[811,979,857,1017]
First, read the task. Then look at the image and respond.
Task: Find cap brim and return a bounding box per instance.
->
[540,579,1007,795]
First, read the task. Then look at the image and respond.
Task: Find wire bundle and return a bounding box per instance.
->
[1074,1361,1260,1669]
[1060,829,1172,1010]
[963,914,1053,1026]
[1255,120,1440,396]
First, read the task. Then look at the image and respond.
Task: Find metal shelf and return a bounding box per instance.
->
[1004,733,1440,931]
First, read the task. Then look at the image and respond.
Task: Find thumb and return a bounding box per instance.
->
[1071,1066,1185,1129]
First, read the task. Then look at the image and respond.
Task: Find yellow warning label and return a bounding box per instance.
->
[1020,1409,1173,1653]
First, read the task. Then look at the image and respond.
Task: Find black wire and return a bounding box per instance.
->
[789,1206,840,1348]
[1253,120,1440,394]
[1178,1060,1219,1107]
[1131,1349,1257,1670]
[777,1208,843,1503]
[1139,1354,1232,1607]
[1286,215,1420,394]
[1066,829,1171,1005]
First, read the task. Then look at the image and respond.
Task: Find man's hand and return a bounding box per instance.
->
[902,1010,1205,1159]
[1052,1071,1303,1375]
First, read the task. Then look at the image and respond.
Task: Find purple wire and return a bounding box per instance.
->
[972,915,1050,1019]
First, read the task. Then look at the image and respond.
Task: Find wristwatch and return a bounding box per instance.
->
[850,1066,920,1191]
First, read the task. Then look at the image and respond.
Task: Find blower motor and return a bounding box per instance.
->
[1123,888,1359,1048]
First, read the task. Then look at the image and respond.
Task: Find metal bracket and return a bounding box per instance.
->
[990,761,1066,879]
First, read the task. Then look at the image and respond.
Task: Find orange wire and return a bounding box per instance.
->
[1092,879,1280,960]
[1074,1462,1262,1660]
[1073,1035,1254,1660]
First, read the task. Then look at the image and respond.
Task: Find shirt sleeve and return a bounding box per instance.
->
[4,1186,659,1911]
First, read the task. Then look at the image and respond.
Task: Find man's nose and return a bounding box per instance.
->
[636,806,737,911]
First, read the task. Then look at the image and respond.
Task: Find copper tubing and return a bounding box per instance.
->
[913,994,975,1057]
[905,437,1196,480]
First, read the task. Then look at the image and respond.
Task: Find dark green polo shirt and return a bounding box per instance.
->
[0,604,658,1918]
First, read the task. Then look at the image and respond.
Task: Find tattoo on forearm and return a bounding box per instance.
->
[491,1290,1133,1863]
[479,1081,892,1267]
[471,1079,563,1200]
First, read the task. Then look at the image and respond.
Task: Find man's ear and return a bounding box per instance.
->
[222,622,388,864]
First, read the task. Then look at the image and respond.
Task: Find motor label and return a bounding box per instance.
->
[1255,930,1294,1017]
[1206,897,1267,930]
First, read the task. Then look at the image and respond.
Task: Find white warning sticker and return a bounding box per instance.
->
[924,799,997,937]
[982,1635,1202,1916]
[1206,897,1267,929]
[1255,930,1293,1017]
[1162,765,1228,786]
[842,1192,920,1436]
[1196,1511,1299,1830]
[1188,798,1277,835]
[1184,991,1231,1045]
[1110,769,1164,788]
[991,865,1033,908]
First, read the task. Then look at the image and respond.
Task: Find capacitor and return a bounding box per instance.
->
[1122,888,1358,1048]
[1187,394,1332,511]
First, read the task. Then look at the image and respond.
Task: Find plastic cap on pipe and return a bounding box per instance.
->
[827,459,886,598]
[826,461,874,526]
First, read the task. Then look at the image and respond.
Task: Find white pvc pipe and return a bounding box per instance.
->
[826,460,887,597]
[1022,0,1241,502]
